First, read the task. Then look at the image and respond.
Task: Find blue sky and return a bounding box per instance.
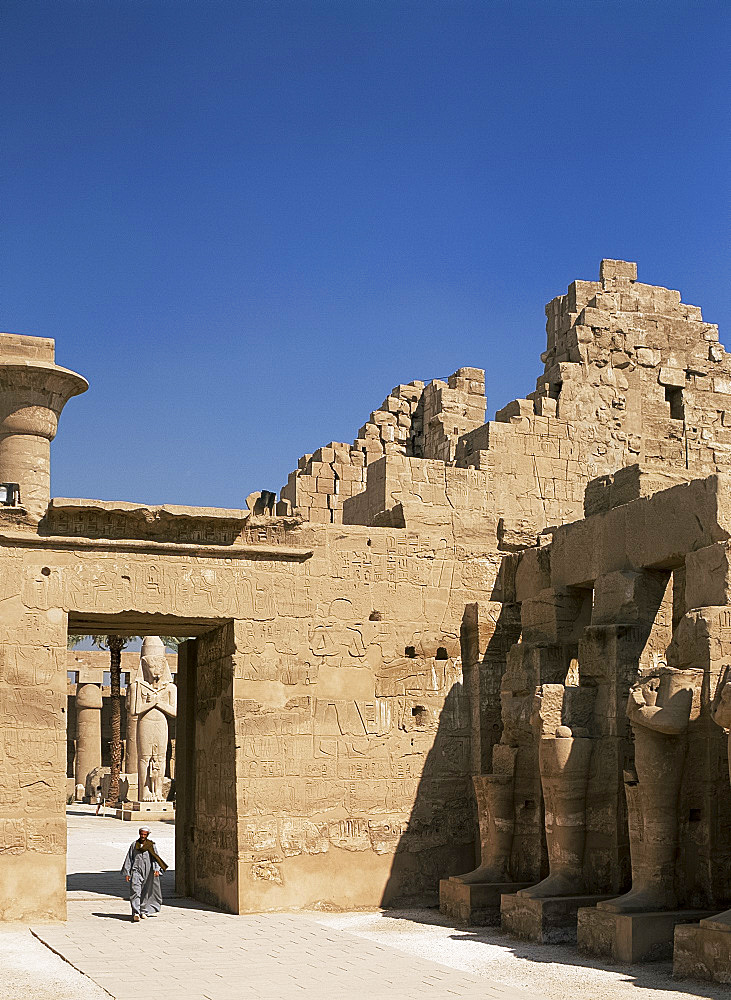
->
[3,0,729,508]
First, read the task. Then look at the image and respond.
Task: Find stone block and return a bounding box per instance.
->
[579,307,611,330]
[514,546,551,602]
[553,475,731,590]
[117,801,175,822]
[674,920,731,984]
[520,589,588,645]
[592,569,669,626]
[685,541,731,609]
[439,879,530,926]
[501,892,618,945]
[497,518,539,553]
[577,906,715,963]
[659,367,685,388]
[600,259,637,284]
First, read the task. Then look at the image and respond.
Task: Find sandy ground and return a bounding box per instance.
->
[1,806,725,1000]
[0,926,108,1000]
[312,908,726,1000]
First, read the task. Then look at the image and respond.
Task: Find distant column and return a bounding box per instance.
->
[75,683,102,799]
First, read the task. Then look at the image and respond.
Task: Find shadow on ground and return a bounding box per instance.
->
[381,907,727,999]
[67,870,178,899]
[68,871,223,917]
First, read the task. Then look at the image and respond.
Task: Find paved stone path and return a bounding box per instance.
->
[30,807,528,1000]
[20,807,726,1000]
[36,901,527,1000]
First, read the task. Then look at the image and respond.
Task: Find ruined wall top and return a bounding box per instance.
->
[542,258,715,376]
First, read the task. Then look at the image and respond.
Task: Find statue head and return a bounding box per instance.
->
[141,636,165,658]
[134,636,173,688]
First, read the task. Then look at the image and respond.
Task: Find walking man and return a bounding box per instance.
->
[121,825,168,922]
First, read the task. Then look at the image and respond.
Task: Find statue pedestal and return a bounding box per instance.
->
[116,801,175,823]
[577,906,716,963]
[674,916,731,984]
[501,893,618,945]
[118,773,138,803]
[439,879,530,926]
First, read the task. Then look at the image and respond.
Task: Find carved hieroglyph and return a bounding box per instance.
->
[5,261,731,924]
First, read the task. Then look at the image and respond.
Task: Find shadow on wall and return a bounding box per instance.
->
[379,601,522,908]
[379,682,476,907]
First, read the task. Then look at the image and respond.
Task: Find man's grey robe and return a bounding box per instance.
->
[121,840,163,916]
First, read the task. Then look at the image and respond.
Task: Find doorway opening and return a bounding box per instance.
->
[65,611,233,913]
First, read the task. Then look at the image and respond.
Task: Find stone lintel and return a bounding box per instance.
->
[0,528,313,561]
[552,474,731,590]
[49,497,248,521]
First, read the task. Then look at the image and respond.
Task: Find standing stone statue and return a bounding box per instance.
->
[599,668,695,914]
[129,637,177,802]
[456,762,516,884]
[519,725,593,898]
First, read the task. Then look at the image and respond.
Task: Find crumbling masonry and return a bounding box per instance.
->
[1,260,730,981]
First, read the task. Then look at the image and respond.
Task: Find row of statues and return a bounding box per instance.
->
[458,659,731,920]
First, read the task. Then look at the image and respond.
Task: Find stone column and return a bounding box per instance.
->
[74,683,102,798]
[0,334,88,519]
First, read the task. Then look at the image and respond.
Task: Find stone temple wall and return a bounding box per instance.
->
[1,259,729,926]
[0,513,493,918]
[280,368,486,524]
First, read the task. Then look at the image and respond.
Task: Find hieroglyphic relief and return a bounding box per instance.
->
[192,622,239,907]
[0,817,65,855]
[231,610,472,879]
[47,505,246,545]
[329,532,452,591]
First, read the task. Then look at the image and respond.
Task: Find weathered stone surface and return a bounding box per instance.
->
[578,906,715,963]
[439,879,530,926]
[5,259,731,931]
[674,921,731,984]
[501,892,617,944]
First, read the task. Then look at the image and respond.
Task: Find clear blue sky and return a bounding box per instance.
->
[3,0,729,508]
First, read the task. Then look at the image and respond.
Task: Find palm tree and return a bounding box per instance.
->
[68,632,134,802]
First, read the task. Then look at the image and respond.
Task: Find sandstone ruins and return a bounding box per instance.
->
[1,260,730,982]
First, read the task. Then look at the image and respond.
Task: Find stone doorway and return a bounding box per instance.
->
[65,612,236,913]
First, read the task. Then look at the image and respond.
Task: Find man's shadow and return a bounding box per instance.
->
[67,869,177,898]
